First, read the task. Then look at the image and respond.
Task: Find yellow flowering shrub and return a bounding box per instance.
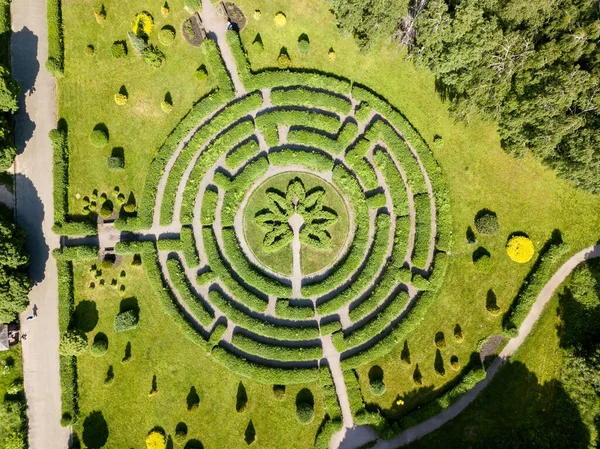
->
[506,235,534,263]
[94,9,106,24]
[254,9,261,20]
[328,48,336,61]
[274,12,287,27]
[114,93,127,105]
[161,2,170,16]
[146,431,166,449]
[132,12,154,37]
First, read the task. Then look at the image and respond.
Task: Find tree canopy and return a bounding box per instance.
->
[0,66,19,114]
[0,205,30,323]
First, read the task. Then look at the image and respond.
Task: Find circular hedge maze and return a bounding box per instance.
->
[114,37,451,390]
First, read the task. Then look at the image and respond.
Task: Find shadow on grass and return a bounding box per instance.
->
[82,411,108,448]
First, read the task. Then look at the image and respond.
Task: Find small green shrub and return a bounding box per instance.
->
[474,210,499,235]
[107,155,124,171]
[59,330,88,356]
[60,413,73,427]
[158,26,176,46]
[195,64,208,81]
[174,422,188,444]
[100,200,114,218]
[277,49,291,69]
[85,45,95,56]
[273,384,286,399]
[111,41,127,58]
[434,331,446,348]
[369,378,386,396]
[143,45,165,68]
[473,247,493,273]
[91,333,109,357]
[127,31,147,55]
[114,309,139,332]
[298,34,309,54]
[90,127,109,147]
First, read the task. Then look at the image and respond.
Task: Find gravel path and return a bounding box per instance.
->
[11,0,70,447]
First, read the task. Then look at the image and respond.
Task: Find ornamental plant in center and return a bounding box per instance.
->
[255,179,338,253]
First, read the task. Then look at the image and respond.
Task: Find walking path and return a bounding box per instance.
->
[340,243,600,449]
[11,0,70,447]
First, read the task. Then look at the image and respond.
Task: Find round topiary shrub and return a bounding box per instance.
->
[369,378,386,396]
[46,57,63,76]
[90,127,109,147]
[506,235,534,263]
[114,93,128,105]
[473,247,493,273]
[434,331,446,348]
[298,34,309,54]
[274,12,287,27]
[161,100,173,113]
[474,210,499,235]
[174,422,188,445]
[59,330,88,356]
[91,333,109,357]
[158,26,176,46]
[277,51,291,69]
[328,48,336,61]
[195,65,208,81]
[295,389,314,424]
[100,200,114,218]
[146,430,166,449]
[453,323,464,342]
[85,44,95,56]
[161,2,170,16]
[111,41,127,58]
[450,355,461,370]
[60,412,73,427]
[273,384,285,399]
[254,9,261,20]
[143,45,165,68]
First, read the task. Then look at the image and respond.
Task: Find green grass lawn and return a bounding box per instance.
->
[71,257,325,449]
[243,171,350,276]
[59,0,216,217]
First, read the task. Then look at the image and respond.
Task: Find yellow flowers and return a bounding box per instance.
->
[132,12,154,37]
[145,431,166,449]
[274,12,287,27]
[506,235,535,263]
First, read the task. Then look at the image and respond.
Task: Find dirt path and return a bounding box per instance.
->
[342,243,600,449]
[11,0,70,447]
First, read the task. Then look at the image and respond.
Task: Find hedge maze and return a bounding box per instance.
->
[55,30,451,438]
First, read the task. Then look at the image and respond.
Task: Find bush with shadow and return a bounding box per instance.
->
[82,411,108,448]
[72,300,98,332]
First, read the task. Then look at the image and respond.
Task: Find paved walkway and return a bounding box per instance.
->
[11,0,70,448]
[340,243,600,449]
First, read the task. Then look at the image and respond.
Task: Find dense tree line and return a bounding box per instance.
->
[329,0,600,193]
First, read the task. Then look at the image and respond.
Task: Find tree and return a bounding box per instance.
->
[59,330,88,356]
[0,66,19,114]
[0,206,30,323]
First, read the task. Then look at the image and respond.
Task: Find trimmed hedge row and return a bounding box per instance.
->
[334,290,409,352]
[221,227,292,297]
[313,418,343,449]
[208,290,319,341]
[220,157,269,226]
[268,148,334,172]
[231,332,323,362]
[203,38,235,96]
[412,193,432,269]
[53,245,99,261]
[211,346,320,385]
[270,87,352,116]
[180,118,257,225]
[352,84,452,253]
[180,227,201,267]
[287,120,358,156]
[225,137,260,170]
[200,189,219,225]
[114,241,211,349]
[366,193,387,209]
[411,251,449,292]
[341,290,439,369]
[202,227,268,312]
[302,164,369,297]
[196,270,216,286]
[503,240,570,335]
[373,148,410,216]
[275,299,315,320]
[156,238,182,251]
[345,138,378,191]
[208,322,227,348]
[343,369,367,415]
[226,30,351,94]
[316,213,391,315]
[47,0,64,75]
[166,257,214,326]
[319,319,341,336]
[50,128,97,236]
[159,92,260,225]
[319,368,342,420]
[366,120,427,195]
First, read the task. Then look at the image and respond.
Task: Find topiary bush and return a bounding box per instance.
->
[369,378,386,396]
[158,26,176,46]
[91,333,109,357]
[174,422,187,444]
[161,100,173,113]
[115,309,139,332]
[453,323,464,342]
[133,11,154,37]
[100,200,114,218]
[143,45,165,68]
[474,209,499,235]
[328,48,336,61]
[90,126,109,147]
[107,155,125,171]
[195,64,208,81]
[161,2,170,16]
[450,355,461,371]
[506,235,535,263]
[274,12,286,27]
[59,330,88,356]
[434,331,446,348]
[85,44,95,56]
[473,247,492,273]
[146,430,166,449]
[273,384,285,399]
[114,92,128,105]
[296,389,314,424]
[297,33,309,54]
[111,41,127,58]
[277,49,291,69]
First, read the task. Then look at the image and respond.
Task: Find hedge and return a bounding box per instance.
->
[366,193,386,209]
[208,322,227,347]
[50,127,97,236]
[156,238,182,251]
[53,245,99,261]
[345,139,379,191]
[180,119,257,225]
[160,93,261,225]
[319,319,341,336]
[211,346,320,385]
[196,270,216,286]
[275,299,315,320]
[166,257,214,326]
[107,155,125,171]
[270,87,352,116]
[226,30,351,94]
[181,227,201,267]
[220,157,269,226]
[200,189,219,225]
[334,290,409,352]
[302,164,369,297]
[316,213,391,315]
[255,109,341,147]
[47,0,64,75]
[116,39,237,231]
[372,148,410,216]
[202,227,269,312]
[287,120,358,155]
[231,332,323,362]
[208,289,319,341]
[221,227,292,297]
[411,251,449,292]
[319,367,341,419]
[503,240,570,335]
[343,369,367,415]
[114,241,210,349]
[341,290,439,369]
[313,417,343,449]
[268,148,334,172]
[412,193,432,269]
[225,137,261,170]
